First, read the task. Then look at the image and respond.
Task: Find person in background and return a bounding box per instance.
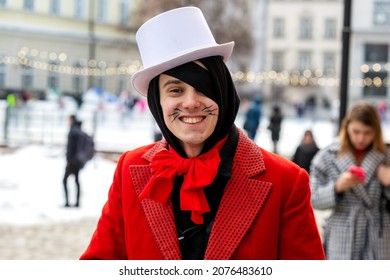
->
[378,101,387,122]
[6,93,18,125]
[292,129,319,174]
[243,95,262,140]
[21,90,31,104]
[295,101,305,118]
[6,93,17,108]
[63,115,83,208]
[310,102,390,259]
[80,7,324,260]
[268,105,283,154]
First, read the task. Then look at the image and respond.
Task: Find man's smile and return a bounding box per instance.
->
[179,116,205,124]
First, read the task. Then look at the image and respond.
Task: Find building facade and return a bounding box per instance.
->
[264,0,343,109]
[1,0,388,110]
[349,0,390,105]
[0,0,140,100]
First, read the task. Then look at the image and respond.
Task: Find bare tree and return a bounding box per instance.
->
[132,0,254,71]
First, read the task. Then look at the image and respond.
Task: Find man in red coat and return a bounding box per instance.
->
[80,7,325,260]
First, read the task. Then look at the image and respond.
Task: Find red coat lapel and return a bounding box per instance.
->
[205,130,272,259]
[130,141,182,260]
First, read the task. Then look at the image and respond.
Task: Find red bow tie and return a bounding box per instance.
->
[139,138,226,224]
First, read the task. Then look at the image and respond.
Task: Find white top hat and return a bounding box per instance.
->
[131,6,234,96]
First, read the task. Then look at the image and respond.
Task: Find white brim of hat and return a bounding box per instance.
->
[131,41,234,97]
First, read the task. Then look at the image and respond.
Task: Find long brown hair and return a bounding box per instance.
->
[338,102,387,155]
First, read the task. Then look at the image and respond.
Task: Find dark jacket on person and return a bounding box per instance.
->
[268,107,283,142]
[66,122,82,164]
[244,97,262,139]
[292,143,319,174]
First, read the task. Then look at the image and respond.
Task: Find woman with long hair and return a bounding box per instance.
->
[311,101,390,259]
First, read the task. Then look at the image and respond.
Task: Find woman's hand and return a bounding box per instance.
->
[377,164,390,187]
[335,171,361,193]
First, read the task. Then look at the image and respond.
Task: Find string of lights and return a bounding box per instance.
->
[0,47,389,88]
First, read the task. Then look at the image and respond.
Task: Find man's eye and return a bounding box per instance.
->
[170,88,182,93]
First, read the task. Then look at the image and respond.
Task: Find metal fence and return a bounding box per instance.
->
[0,99,156,153]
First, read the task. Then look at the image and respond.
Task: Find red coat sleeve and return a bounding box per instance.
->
[80,146,163,260]
[277,168,325,259]
[80,153,128,259]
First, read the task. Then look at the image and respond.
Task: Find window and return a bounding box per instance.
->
[49,0,61,15]
[324,18,336,39]
[363,71,387,97]
[298,51,311,72]
[117,76,126,93]
[96,76,106,90]
[0,64,5,87]
[73,76,83,93]
[323,52,336,76]
[48,62,60,89]
[272,51,284,72]
[21,64,34,89]
[72,62,84,93]
[363,43,388,97]
[365,44,389,62]
[96,0,107,23]
[74,0,86,19]
[374,1,390,25]
[273,18,285,38]
[119,0,130,26]
[23,0,34,11]
[299,18,312,39]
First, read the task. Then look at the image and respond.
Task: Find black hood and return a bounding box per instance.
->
[147,56,240,157]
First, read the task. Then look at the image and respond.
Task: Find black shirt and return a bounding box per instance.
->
[170,127,239,259]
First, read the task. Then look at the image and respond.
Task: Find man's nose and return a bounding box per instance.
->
[182,88,201,108]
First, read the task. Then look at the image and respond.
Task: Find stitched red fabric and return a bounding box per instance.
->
[140,137,227,224]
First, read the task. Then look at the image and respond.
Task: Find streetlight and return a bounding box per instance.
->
[338,0,352,131]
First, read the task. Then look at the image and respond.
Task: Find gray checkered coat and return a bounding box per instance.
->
[310,142,390,259]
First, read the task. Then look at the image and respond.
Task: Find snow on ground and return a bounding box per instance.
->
[0,145,116,225]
